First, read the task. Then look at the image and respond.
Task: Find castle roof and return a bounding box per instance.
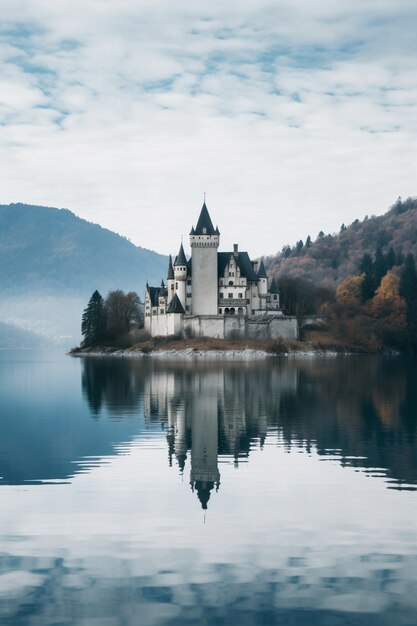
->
[174,243,187,266]
[218,251,258,281]
[270,277,279,294]
[167,255,174,279]
[192,202,218,236]
[167,293,185,314]
[147,285,163,307]
[257,260,268,278]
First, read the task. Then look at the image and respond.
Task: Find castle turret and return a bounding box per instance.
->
[174,243,188,311]
[189,202,220,315]
[269,277,280,310]
[167,254,174,305]
[257,260,268,304]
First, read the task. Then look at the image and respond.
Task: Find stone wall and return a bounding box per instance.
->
[146,313,183,337]
[183,314,298,340]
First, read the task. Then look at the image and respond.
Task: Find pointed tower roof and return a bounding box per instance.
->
[193,202,217,236]
[167,293,185,314]
[167,255,174,279]
[257,260,268,278]
[174,243,187,266]
[270,277,279,294]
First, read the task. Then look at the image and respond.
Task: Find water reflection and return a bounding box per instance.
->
[82,356,417,495]
[0,353,416,626]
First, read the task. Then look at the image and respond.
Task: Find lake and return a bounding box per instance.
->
[0,351,416,625]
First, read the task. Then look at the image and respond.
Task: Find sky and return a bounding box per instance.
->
[1,0,417,257]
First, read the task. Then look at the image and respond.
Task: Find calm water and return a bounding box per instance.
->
[0,351,416,626]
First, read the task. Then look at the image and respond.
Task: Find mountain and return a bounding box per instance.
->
[265,197,417,287]
[0,203,168,345]
[0,321,53,349]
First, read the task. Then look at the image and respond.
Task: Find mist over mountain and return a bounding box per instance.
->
[0,203,167,345]
[265,197,417,287]
[0,321,53,349]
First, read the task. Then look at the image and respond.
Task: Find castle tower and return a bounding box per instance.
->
[167,255,174,305]
[189,202,220,315]
[174,243,188,311]
[257,260,268,311]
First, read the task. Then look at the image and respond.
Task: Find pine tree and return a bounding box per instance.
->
[81,290,106,346]
[305,235,312,248]
[399,254,417,346]
[385,246,396,270]
[359,253,376,301]
[374,246,387,287]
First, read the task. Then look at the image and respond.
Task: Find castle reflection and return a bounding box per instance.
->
[144,363,294,508]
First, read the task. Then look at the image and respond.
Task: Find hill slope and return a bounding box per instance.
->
[0,203,168,345]
[0,203,167,295]
[265,197,417,286]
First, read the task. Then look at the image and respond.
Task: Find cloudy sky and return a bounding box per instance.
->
[1,1,416,256]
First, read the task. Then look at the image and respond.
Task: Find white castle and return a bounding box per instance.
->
[145,202,298,340]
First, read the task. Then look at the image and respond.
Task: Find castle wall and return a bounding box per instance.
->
[146,313,183,337]
[191,246,218,315]
[182,314,298,341]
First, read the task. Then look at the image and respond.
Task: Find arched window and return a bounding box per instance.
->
[225,308,230,315]
[238,307,243,315]
[230,308,235,315]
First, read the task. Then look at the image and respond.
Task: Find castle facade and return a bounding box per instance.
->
[145,203,298,340]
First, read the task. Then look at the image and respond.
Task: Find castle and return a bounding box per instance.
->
[145,202,298,340]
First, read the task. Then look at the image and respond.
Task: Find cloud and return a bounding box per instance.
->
[1,1,417,256]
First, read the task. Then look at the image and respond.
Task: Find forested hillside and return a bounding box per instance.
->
[0,203,167,295]
[265,197,417,287]
[0,203,167,345]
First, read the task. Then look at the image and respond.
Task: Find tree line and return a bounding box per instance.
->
[81,290,144,347]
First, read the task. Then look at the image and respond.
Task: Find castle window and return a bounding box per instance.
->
[187,293,191,297]
[203,227,207,234]
[229,281,233,286]
[238,293,243,298]
[220,293,224,298]
[274,295,277,300]
[228,293,233,299]
[238,307,244,315]
[186,306,189,311]
[171,285,174,290]
[175,282,178,289]
[187,279,191,285]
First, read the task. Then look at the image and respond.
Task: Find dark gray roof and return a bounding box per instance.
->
[167,255,174,279]
[257,260,268,278]
[218,252,258,281]
[270,278,279,294]
[193,203,217,236]
[174,243,187,266]
[167,293,185,314]
[147,286,163,307]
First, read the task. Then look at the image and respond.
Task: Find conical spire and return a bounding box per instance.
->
[257,260,268,278]
[174,243,187,266]
[193,202,217,236]
[270,278,279,294]
[167,293,185,314]
[167,255,174,279]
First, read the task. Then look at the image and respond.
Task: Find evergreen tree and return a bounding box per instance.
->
[374,246,387,287]
[359,253,376,301]
[295,240,304,255]
[81,290,106,346]
[399,254,417,346]
[305,235,312,248]
[385,246,396,270]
